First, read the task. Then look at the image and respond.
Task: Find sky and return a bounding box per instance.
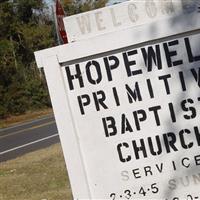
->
[45,0,54,6]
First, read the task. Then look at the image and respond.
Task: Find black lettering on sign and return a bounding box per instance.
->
[112,87,120,106]
[115,126,200,162]
[92,90,108,111]
[132,139,147,160]
[148,106,161,126]
[126,83,142,103]
[65,64,84,90]
[141,45,162,71]
[146,79,154,98]
[132,168,141,179]
[86,60,102,84]
[123,49,142,77]
[163,40,183,67]
[182,157,190,168]
[194,126,200,146]
[117,142,131,163]
[191,67,200,87]
[156,163,163,173]
[179,71,187,91]
[158,74,172,95]
[185,37,200,62]
[66,36,200,91]
[179,129,193,149]
[103,55,119,81]
[102,116,117,137]
[163,132,178,153]
[147,135,162,156]
[133,109,147,131]
[195,154,200,166]
[121,114,133,134]
[144,166,153,176]
[77,94,90,115]
[181,98,196,119]
[168,102,176,123]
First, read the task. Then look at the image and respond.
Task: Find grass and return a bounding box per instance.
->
[0,144,73,200]
[0,108,53,129]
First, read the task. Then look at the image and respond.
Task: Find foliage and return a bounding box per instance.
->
[62,0,108,15]
[0,0,108,119]
[0,0,54,119]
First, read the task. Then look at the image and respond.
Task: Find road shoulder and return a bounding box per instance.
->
[0,108,53,129]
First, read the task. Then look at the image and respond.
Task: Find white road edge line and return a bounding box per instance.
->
[0,133,59,155]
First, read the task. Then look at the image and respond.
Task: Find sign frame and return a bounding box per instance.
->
[35,9,200,199]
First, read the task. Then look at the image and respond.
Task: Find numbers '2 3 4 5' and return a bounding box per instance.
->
[110,183,159,200]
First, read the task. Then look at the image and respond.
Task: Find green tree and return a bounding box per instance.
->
[0,0,108,119]
[0,0,54,119]
[62,0,108,15]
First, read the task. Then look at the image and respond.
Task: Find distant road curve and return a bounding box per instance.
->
[0,114,59,162]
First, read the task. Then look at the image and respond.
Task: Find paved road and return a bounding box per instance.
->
[0,115,59,162]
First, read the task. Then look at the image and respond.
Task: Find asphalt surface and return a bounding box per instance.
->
[0,115,59,162]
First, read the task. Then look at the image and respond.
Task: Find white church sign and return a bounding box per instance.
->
[35,0,200,199]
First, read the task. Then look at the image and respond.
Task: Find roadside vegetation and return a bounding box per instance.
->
[0,108,52,128]
[0,0,54,119]
[0,0,107,121]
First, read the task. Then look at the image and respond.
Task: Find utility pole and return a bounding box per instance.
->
[52,3,61,45]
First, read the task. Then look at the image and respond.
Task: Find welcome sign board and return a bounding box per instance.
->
[64,0,199,42]
[35,1,200,199]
